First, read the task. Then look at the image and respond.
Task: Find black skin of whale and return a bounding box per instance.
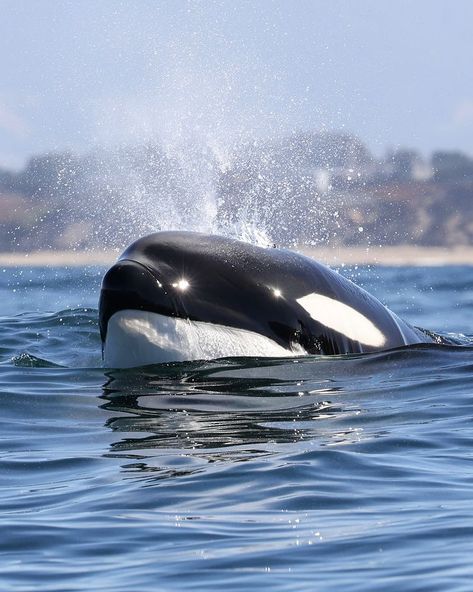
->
[99,231,434,356]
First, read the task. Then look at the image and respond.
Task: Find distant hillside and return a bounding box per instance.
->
[1,132,472,251]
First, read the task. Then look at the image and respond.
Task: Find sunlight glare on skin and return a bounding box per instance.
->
[172,278,190,291]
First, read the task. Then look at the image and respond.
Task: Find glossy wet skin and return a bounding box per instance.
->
[99,231,430,356]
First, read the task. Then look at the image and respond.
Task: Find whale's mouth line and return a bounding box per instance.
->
[103,309,306,368]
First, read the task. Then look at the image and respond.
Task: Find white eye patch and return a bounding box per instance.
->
[296,293,386,348]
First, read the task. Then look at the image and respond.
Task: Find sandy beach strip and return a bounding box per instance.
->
[0,250,120,267]
[298,245,473,266]
[0,245,472,267]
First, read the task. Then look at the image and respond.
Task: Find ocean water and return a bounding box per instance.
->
[1,263,473,591]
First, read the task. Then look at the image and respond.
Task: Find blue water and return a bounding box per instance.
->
[1,264,473,591]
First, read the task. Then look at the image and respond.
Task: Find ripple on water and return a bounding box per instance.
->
[1,264,473,590]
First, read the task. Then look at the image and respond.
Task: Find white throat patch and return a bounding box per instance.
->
[296,293,386,348]
[104,310,305,368]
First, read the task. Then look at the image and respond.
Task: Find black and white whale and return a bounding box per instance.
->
[99,231,435,368]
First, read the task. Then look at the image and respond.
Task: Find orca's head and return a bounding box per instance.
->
[99,231,410,367]
[99,231,325,367]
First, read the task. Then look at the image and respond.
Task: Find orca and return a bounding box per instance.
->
[99,231,434,368]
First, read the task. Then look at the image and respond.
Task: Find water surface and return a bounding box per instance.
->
[1,265,473,591]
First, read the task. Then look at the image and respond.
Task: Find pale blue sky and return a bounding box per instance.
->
[1,0,472,168]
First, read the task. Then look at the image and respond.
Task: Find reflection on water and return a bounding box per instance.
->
[99,344,473,482]
[99,357,369,480]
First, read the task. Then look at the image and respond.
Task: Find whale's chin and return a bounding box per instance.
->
[103,310,306,368]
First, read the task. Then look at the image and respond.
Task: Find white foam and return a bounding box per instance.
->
[104,310,305,368]
[296,292,387,348]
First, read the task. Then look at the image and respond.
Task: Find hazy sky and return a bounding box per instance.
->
[1,0,472,168]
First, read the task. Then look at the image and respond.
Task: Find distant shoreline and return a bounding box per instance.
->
[0,245,472,267]
[299,245,473,266]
